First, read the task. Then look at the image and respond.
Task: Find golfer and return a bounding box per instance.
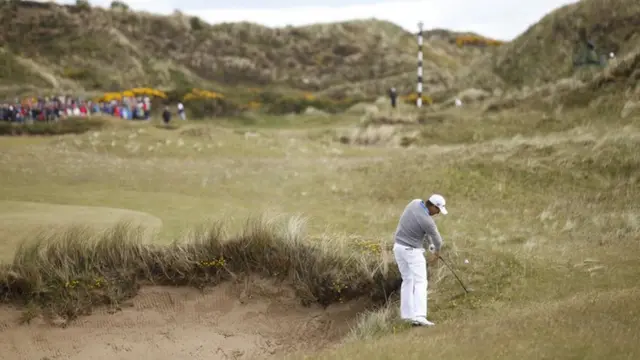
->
[393,194,447,326]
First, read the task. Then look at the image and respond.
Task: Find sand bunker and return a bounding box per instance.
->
[0,277,368,360]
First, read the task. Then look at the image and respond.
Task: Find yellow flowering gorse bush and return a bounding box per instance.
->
[402,93,433,106]
[456,35,505,47]
[183,88,225,102]
[96,87,167,102]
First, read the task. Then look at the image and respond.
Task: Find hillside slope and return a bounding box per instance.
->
[458,0,640,90]
[316,28,501,98]
[0,1,497,98]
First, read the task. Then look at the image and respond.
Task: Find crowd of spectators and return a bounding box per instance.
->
[1,95,155,122]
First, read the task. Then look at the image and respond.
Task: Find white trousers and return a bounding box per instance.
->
[393,243,428,320]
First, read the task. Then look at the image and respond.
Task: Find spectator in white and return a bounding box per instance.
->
[455,98,463,107]
[177,102,186,120]
[143,96,151,120]
[136,101,144,119]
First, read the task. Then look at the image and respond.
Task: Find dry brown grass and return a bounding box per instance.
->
[0,215,398,323]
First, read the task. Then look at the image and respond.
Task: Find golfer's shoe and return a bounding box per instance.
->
[411,316,435,327]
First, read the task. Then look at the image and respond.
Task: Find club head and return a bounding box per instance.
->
[450,288,473,300]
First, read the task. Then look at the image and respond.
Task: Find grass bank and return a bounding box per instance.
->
[0,215,399,324]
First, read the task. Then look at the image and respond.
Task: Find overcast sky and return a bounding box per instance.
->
[71,0,578,40]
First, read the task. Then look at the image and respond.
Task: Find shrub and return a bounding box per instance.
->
[190,16,204,31]
[182,88,224,102]
[181,88,242,118]
[402,93,433,106]
[256,90,362,115]
[0,117,107,136]
[75,0,90,11]
[130,87,167,98]
[455,35,505,47]
[247,101,262,110]
[109,1,128,11]
[95,87,167,102]
[185,98,243,118]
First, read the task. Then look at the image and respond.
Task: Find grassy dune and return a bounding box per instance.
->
[0,102,638,358]
[451,0,640,93]
[0,1,496,98]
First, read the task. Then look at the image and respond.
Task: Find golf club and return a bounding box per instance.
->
[438,255,471,294]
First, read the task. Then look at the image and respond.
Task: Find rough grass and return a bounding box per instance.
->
[0,215,398,324]
[0,116,108,136]
[0,105,639,359]
[308,288,640,360]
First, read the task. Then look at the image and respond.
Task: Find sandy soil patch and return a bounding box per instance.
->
[0,277,369,360]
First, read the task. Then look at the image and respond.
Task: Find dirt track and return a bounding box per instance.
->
[0,278,368,360]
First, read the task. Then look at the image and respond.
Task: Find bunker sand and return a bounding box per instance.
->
[0,277,368,360]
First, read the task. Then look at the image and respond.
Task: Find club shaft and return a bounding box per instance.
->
[438,255,469,293]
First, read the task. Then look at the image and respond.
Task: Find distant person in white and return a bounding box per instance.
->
[455,98,462,107]
[177,102,186,120]
[393,194,448,327]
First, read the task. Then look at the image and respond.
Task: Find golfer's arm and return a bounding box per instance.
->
[421,217,443,251]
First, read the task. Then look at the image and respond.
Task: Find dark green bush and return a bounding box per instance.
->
[185,98,243,119]
[190,17,204,31]
[256,90,363,115]
[109,1,129,10]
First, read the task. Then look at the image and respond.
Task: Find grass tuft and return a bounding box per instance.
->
[347,301,407,341]
[0,214,400,322]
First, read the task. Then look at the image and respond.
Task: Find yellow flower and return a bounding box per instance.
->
[183,88,225,101]
[248,101,262,109]
[198,256,226,268]
[65,279,80,288]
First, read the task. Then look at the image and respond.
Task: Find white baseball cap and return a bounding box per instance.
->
[428,194,448,215]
